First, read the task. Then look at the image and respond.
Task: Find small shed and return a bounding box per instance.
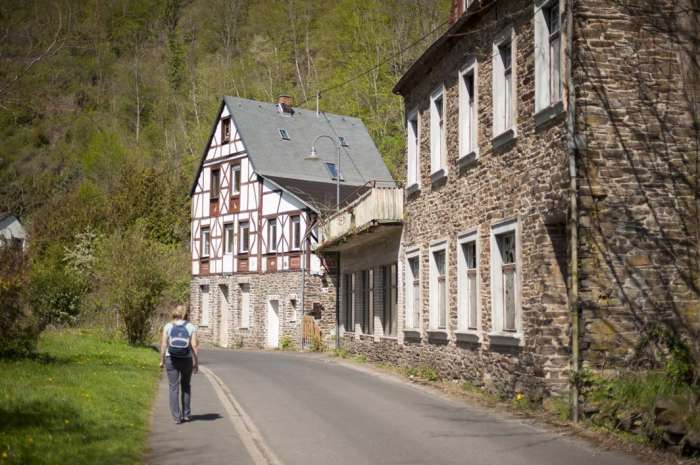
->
[0,212,27,250]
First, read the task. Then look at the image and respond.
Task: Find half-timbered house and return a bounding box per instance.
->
[190,96,393,349]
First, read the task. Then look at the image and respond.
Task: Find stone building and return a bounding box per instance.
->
[189,96,394,349]
[318,0,699,400]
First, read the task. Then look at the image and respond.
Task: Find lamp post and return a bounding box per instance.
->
[306,134,342,349]
[306,134,341,211]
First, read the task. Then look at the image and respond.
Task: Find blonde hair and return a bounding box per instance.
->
[172,304,187,320]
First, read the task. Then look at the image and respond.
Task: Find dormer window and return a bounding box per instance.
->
[325,162,343,180]
[279,128,290,140]
[221,117,231,143]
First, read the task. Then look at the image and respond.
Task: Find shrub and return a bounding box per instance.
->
[27,246,88,329]
[92,224,188,345]
[280,336,296,351]
[0,244,39,356]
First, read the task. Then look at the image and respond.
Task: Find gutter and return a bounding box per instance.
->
[565,0,581,423]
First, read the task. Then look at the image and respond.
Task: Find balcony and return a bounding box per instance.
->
[316,187,403,252]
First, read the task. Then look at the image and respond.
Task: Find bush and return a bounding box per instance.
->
[0,244,39,356]
[92,224,188,345]
[280,336,296,351]
[27,245,88,329]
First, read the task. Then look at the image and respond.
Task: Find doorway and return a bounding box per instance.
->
[266,299,280,348]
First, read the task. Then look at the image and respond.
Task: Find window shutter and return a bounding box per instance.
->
[534,6,550,112]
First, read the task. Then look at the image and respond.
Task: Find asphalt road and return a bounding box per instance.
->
[199,349,645,465]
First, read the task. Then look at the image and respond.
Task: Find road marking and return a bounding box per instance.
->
[200,366,284,465]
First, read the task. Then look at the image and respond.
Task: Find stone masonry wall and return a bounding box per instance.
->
[343,0,573,399]
[190,270,337,350]
[574,0,700,368]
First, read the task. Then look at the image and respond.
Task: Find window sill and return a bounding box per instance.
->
[455,331,480,343]
[429,168,447,185]
[457,151,478,170]
[488,333,522,348]
[380,336,398,343]
[426,329,448,341]
[534,101,565,129]
[405,183,421,197]
[491,128,516,151]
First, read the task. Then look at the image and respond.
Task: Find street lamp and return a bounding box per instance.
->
[306,134,341,211]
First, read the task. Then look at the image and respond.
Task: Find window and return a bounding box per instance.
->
[291,215,301,250]
[200,285,210,326]
[231,165,241,195]
[429,245,447,330]
[406,109,420,187]
[382,264,398,336]
[535,1,562,111]
[459,61,478,158]
[405,254,420,329]
[239,221,249,253]
[279,128,290,140]
[325,162,343,180]
[338,136,348,147]
[240,283,250,328]
[201,227,211,257]
[221,117,231,143]
[493,28,515,137]
[224,223,234,254]
[210,168,220,199]
[360,270,371,334]
[430,87,445,175]
[490,220,519,335]
[458,233,478,331]
[344,273,354,332]
[267,219,277,252]
[289,299,297,322]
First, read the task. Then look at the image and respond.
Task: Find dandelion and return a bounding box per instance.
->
[515,393,525,401]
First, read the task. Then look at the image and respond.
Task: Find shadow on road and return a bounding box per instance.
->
[188,413,223,422]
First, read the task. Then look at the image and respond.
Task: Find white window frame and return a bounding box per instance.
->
[406,108,420,189]
[489,219,522,339]
[492,26,517,139]
[231,165,241,195]
[224,223,234,255]
[404,248,421,330]
[267,218,277,252]
[429,86,447,177]
[200,285,210,327]
[457,230,480,334]
[458,58,479,160]
[534,0,562,113]
[239,220,250,253]
[201,227,211,258]
[290,215,301,251]
[240,283,251,328]
[428,240,448,331]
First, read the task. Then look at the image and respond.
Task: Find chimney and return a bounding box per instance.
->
[276,95,294,115]
[448,0,466,25]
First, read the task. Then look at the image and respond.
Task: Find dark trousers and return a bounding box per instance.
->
[165,356,193,421]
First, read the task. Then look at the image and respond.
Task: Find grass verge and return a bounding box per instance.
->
[0,328,160,465]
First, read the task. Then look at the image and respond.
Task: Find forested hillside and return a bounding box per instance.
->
[0,0,449,341]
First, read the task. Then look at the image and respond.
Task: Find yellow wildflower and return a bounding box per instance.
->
[515,393,525,401]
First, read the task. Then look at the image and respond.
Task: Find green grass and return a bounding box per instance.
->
[0,329,160,465]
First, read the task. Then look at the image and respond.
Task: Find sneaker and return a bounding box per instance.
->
[182,416,191,422]
[174,418,182,425]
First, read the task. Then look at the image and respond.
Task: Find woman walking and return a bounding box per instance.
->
[160,304,198,424]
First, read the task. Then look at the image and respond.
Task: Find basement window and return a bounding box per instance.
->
[279,128,290,140]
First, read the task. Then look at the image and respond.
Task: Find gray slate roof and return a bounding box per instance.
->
[223,96,393,188]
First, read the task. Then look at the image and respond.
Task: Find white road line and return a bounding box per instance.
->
[200,366,284,465]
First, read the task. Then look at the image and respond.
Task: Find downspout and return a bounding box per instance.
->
[565,0,580,423]
[335,251,341,350]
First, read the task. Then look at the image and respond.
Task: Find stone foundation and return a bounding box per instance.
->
[189,271,337,350]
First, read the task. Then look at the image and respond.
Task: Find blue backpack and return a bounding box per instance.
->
[168,323,191,358]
